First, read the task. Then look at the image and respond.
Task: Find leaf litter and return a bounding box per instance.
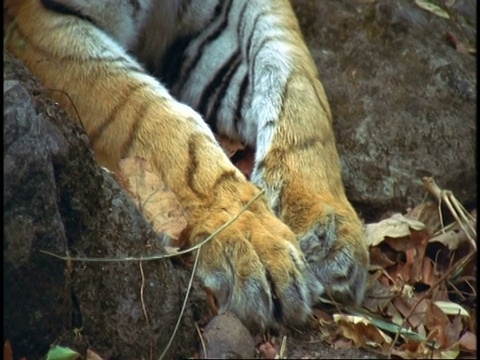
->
[108,143,477,359]
[14,140,474,359]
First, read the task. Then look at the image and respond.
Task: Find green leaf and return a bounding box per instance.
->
[345,306,426,342]
[414,0,450,19]
[46,346,81,360]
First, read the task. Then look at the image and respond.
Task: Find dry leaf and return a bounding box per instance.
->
[434,301,470,317]
[115,157,187,239]
[392,341,460,359]
[333,314,392,351]
[446,32,477,56]
[258,341,277,359]
[369,246,396,268]
[86,349,104,360]
[458,331,477,351]
[384,228,429,284]
[3,340,13,360]
[365,213,425,247]
[215,134,245,157]
[430,222,470,250]
[405,201,441,234]
[232,146,255,178]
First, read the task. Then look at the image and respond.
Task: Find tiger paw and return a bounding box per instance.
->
[281,193,369,306]
[180,191,322,330]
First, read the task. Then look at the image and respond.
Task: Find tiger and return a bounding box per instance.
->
[5,0,369,331]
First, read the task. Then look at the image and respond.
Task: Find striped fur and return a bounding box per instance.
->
[5,0,369,330]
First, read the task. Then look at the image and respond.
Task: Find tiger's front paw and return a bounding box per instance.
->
[182,195,322,330]
[283,195,369,305]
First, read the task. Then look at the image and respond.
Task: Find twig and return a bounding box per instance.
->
[279,336,287,359]
[194,322,207,359]
[39,189,265,262]
[423,177,476,251]
[139,261,153,360]
[158,246,201,360]
[45,88,83,127]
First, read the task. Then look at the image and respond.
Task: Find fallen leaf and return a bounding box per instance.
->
[430,221,470,250]
[115,157,187,239]
[258,341,277,359]
[333,314,392,351]
[434,301,470,317]
[414,0,450,19]
[405,201,441,234]
[393,341,460,359]
[3,340,13,360]
[365,213,425,247]
[369,246,396,268]
[86,349,104,360]
[215,134,245,157]
[46,346,80,360]
[458,331,477,351]
[445,32,477,56]
[232,147,255,178]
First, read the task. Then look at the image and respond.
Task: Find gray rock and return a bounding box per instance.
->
[293,0,476,219]
[200,313,255,359]
[4,51,198,359]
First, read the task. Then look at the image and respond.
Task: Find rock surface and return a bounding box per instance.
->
[4,52,197,359]
[292,0,476,220]
[200,313,255,359]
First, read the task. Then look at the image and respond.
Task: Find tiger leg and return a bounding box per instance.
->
[5,0,321,329]
[244,5,370,305]
[186,0,370,304]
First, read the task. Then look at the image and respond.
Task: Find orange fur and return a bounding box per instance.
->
[5,0,369,330]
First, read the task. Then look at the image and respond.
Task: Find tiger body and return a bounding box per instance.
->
[5,0,369,330]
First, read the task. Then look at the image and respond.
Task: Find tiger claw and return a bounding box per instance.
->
[299,214,369,305]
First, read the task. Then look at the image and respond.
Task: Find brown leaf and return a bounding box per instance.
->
[3,340,13,360]
[416,300,453,348]
[421,257,441,288]
[215,134,246,158]
[370,246,396,268]
[258,341,277,359]
[391,296,424,328]
[86,349,105,360]
[405,201,440,234]
[334,314,392,352]
[232,147,255,179]
[115,157,187,239]
[458,331,477,351]
[384,229,429,284]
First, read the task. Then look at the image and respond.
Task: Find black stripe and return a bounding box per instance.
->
[203,51,242,132]
[89,82,150,145]
[246,11,268,61]
[120,101,153,159]
[40,0,95,24]
[233,74,249,134]
[265,269,283,322]
[211,170,240,192]
[236,1,250,41]
[159,35,196,89]
[186,134,213,199]
[128,0,141,12]
[177,0,233,90]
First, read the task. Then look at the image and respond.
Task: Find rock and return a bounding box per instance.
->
[292,0,476,219]
[4,51,198,359]
[200,313,255,359]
